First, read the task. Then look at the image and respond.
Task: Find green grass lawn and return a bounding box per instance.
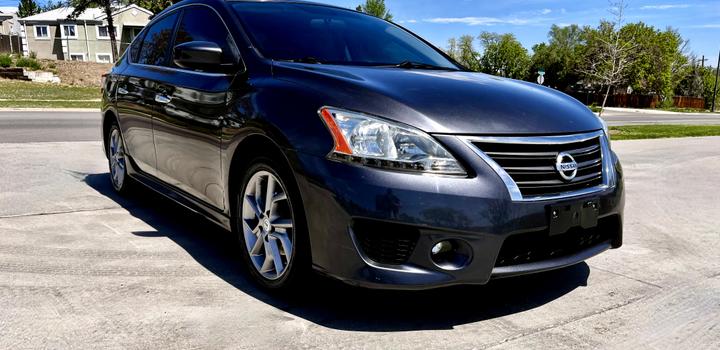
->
[0,79,99,108]
[610,125,720,140]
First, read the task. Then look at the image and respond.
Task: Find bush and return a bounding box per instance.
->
[29,51,37,59]
[0,54,11,68]
[704,68,719,109]
[15,57,43,71]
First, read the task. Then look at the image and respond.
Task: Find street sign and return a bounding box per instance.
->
[537,75,545,85]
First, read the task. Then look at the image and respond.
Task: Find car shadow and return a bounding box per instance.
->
[84,172,590,332]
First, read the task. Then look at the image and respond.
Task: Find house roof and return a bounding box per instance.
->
[19,4,152,22]
[95,5,153,20]
[20,7,103,21]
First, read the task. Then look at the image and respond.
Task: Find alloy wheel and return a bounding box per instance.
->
[241,170,294,280]
[109,128,126,190]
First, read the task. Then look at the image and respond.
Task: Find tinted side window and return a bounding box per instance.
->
[174,7,235,66]
[137,12,179,66]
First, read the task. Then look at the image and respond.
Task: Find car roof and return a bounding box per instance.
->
[227,0,358,13]
[154,0,360,20]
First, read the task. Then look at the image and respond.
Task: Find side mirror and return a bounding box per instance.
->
[173,41,223,72]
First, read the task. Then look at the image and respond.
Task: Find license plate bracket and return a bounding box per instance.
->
[548,199,600,236]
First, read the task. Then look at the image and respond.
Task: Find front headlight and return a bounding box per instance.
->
[318,107,466,175]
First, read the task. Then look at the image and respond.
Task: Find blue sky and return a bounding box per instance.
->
[2,0,719,65]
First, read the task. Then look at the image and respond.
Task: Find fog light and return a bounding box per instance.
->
[430,239,472,271]
[431,241,453,255]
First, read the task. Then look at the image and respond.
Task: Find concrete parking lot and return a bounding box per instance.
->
[0,132,718,348]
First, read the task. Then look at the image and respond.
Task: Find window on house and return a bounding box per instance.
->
[97,25,116,39]
[70,54,85,61]
[34,26,49,38]
[62,24,77,38]
[96,54,112,63]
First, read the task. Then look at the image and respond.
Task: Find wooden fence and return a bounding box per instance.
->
[672,96,706,109]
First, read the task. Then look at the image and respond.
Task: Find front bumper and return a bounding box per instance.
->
[293,135,625,290]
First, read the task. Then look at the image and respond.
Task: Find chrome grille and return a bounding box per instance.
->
[462,131,611,201]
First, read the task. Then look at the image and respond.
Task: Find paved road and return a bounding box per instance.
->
[601,108,720,126]
[0,111,100,143]
[0,135,718,348]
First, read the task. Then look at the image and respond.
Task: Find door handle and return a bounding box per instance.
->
[117,87,128,95]
[154,94,171,104]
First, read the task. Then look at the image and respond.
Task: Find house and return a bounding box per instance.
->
[0,8,21,54]
[0,8,19,35]
[18,4,152,63]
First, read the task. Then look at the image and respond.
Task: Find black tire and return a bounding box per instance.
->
[106,122,132,194]
[234,156,310,290]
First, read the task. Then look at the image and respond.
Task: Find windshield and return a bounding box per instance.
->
[231,2,459,69]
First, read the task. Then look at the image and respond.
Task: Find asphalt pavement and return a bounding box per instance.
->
[0,110,101,143]
[0,115,718,348]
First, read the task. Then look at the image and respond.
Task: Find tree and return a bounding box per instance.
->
[620,22,687,105]
[17,0,41,18]
[457,35,480,71]
[446,35,479,70]
[356,0,393,21]
[529,24,585,91]
[704,65,720,109]
[477,32,530,79]
[130,0,172,15]
[447,38,459,59]
[676,56,706,98]
[41,0,65,12]
[579,0,636,115]
[68,0,119,61]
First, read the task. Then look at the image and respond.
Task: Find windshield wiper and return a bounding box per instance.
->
[284,56,324,64]
[392,61,459,71]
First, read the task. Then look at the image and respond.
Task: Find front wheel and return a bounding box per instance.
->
[236,158,308,289]
[107,123,131,193]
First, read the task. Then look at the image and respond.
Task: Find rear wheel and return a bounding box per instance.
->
[236,157,308,289]
[107,123,131,193]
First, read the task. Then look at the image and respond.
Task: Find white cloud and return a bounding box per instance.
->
[540,8,552,15]
[640,4,691,10]
[424,16,533,26]
[690,24,720,28]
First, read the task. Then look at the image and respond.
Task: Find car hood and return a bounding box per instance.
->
[273,62,603,135]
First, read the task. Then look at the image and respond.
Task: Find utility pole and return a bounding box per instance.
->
[713,50,720,113]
